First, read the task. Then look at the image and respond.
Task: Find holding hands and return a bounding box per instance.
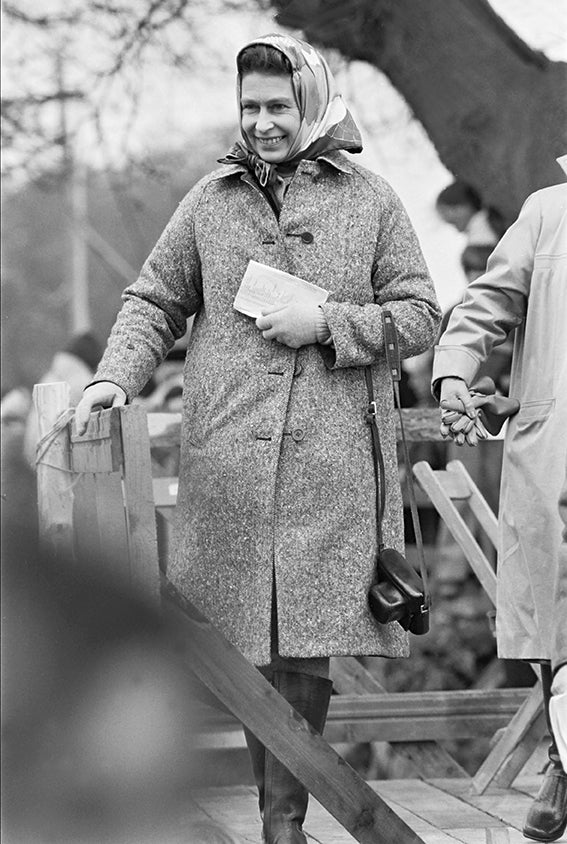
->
[256,302,330,349]
[439,377,490,447]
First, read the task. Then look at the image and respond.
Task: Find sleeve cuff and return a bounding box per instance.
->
[86,379,129,403]
[431,345,481,391]
[315,306,332,345]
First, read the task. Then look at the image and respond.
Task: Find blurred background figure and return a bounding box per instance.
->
[1,386,36,545]
[435,179,505,248]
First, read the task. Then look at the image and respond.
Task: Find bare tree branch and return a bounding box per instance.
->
[3,3,81,27]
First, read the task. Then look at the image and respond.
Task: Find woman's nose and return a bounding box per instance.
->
[256,109,274,132]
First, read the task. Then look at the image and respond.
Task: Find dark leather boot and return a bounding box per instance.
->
[523,766,567,841]
[244,726,266,817]
[263,672,333,844]
[523,664,567,841]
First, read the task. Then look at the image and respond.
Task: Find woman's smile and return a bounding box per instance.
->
[256,135,285,145]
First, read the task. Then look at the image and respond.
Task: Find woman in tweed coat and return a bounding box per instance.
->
[76,34,440,843]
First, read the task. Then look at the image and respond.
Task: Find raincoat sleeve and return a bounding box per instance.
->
[431,191,541,395]
[320,179,441,368]
[92,185,205,400]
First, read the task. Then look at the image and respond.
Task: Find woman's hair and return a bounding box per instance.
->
[237,44,292,76]
[436,180,482,211]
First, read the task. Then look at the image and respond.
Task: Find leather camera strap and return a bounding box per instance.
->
[365,310,431,608]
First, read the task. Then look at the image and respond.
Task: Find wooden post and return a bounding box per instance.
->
[472,682,546,793]
[119,406,160,602]
[34,382,74,560]
[413,461,498,605]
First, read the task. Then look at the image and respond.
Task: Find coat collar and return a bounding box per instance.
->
[211,150,354,184]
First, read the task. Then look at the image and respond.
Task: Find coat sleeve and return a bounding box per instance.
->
[431,191,541,395]
[92,185,205,399]
[319,179,441,369]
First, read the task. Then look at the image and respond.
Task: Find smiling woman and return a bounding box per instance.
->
[74,31,441,844]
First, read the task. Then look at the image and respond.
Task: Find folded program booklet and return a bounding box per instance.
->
[233,260,329,319]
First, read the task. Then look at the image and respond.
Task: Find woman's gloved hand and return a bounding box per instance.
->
[75,382,127,436]
[256,303,330,348]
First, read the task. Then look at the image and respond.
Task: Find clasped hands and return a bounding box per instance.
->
[439,377,490,447]
[256,302,328,349]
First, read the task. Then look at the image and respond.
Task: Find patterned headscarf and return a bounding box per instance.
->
[219,33,363,188]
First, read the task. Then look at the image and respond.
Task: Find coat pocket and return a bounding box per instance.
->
[516,397,555,422]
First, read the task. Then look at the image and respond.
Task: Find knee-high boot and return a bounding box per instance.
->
[523,664,567,842]
[262,671,333,844]
[244,726,266,818]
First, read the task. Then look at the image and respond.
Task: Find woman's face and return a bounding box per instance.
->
[240,71,301,164]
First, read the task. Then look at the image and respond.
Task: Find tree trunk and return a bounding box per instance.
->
[272,0,567,223]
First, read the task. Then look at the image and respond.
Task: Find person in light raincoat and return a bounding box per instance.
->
[550,457,567,776]
[432,169,567,843]
[75,34,441,843]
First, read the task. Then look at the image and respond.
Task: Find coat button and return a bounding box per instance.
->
[293,361,303,377]
[286,231,314,244]
[292,428,305,442]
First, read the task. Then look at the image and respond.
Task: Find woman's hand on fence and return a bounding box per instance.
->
[74,382,127,436]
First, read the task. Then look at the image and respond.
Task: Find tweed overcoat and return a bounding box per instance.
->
[433,184,567,661]
[95,151,441,664]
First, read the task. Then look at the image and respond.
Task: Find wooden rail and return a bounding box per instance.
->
[197,687,531,743]
[146,407,449,448]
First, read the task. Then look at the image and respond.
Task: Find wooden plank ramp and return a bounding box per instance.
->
[155,775,562,843]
